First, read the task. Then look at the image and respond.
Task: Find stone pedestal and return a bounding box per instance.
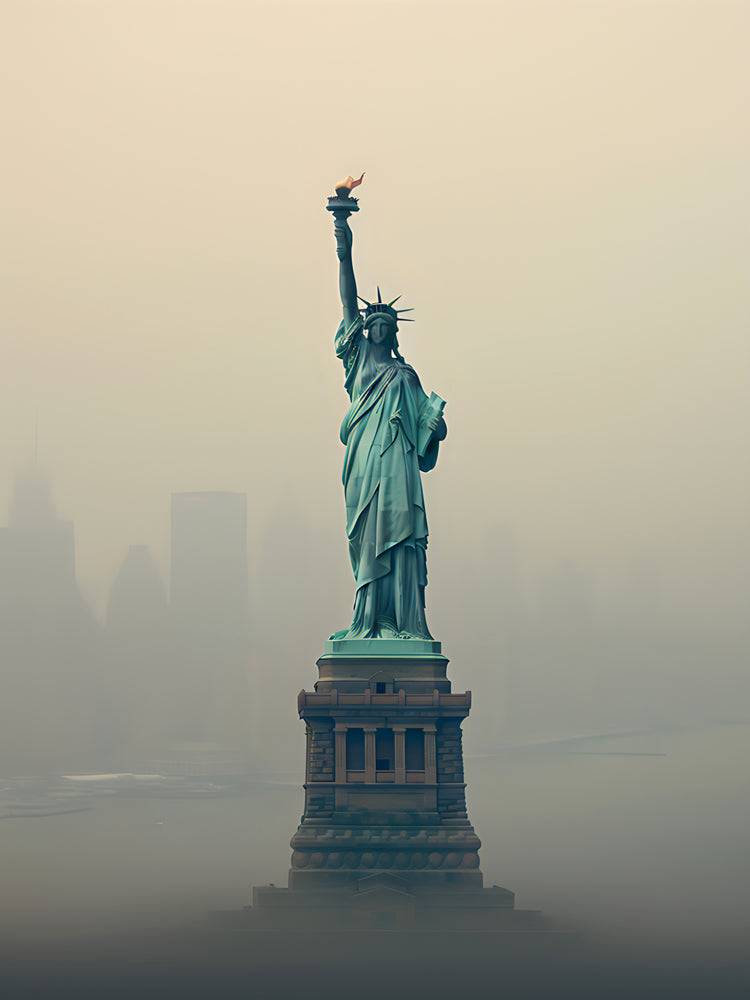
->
[247,640,542,931]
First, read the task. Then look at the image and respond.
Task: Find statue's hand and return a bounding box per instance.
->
[426,415,447,441]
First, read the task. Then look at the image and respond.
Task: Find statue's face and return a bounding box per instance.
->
[368,319,391,347]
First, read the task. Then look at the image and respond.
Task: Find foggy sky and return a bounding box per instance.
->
[2,0,748,685]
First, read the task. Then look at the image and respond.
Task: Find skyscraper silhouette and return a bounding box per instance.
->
[0,470,99,773]
[102,544,170,766]
[168,492,250,762]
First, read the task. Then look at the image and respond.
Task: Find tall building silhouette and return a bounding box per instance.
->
[0,471,76,605]
[102,544,170,766]
[168,492,250,757]
[0,470,99,773]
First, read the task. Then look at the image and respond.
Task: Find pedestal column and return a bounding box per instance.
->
[424,723,437,783]
[335,724,347,784]
[393,725,406,784]
[364,725,377,784]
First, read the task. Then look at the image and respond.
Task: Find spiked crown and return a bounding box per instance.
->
[358,287,414,330]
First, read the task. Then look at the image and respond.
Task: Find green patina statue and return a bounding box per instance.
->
[327,177,447,642]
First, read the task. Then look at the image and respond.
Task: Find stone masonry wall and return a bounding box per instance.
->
[303,721,335,820]
[436,719,468,821]
[306,720,334,782]
[303,787,335,819]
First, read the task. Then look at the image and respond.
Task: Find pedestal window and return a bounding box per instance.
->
[375,728,395,772]
[405,728,425,771]
[345,728,365,770]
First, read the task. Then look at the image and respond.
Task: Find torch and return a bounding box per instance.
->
[325,172,365,225]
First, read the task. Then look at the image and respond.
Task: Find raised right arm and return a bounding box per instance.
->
[332,213,360,330]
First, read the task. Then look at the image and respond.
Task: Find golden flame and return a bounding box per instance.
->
[334,172,365,197]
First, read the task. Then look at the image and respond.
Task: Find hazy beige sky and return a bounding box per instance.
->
[1,0,748,636]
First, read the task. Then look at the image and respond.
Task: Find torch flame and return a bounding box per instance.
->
[334,172,365,198]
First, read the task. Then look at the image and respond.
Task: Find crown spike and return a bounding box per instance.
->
[387,296,401,307]
[376,286,382,303]
[395,308,414,314]
[398,317,415,322]
[357,295,371,307]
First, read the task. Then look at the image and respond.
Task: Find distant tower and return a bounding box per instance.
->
[2,470,76,603]
[107,544,168,632]
[0,470,99,772]
[169,492,250,755]
[103,545,169,765]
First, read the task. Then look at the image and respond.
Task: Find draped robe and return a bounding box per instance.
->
[331,316,445,640]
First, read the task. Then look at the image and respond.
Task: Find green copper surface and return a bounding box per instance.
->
[322,638,443,658]
[327,189,447,643]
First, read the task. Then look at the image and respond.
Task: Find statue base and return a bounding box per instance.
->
[244,878,546,933]
[245,639,542,932]
[323,637,443,657]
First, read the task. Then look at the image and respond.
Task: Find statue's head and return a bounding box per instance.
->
[360,287,413,359]
[364,312,397,348]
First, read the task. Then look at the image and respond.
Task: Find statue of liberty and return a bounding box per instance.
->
[327,176,447,641]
